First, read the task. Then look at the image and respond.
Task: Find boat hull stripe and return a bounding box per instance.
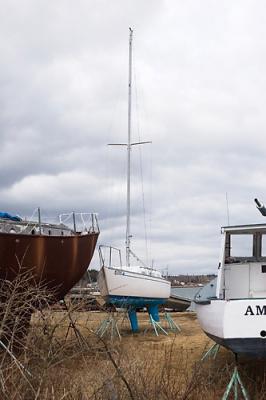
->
[106,295,167,307]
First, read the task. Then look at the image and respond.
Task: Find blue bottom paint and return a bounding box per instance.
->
[148,304,159,322]
[105,296,167,333]
[128,308,139,332]
[106,295,166,308]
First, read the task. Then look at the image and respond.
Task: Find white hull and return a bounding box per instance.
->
[98,265,171,306]
[196,298,266,356]
[194,219,266,357]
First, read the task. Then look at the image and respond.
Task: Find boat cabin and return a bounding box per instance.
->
[217,224,266,300]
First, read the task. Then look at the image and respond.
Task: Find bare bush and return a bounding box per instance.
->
[0,277,265,400]
[0,269,55,350]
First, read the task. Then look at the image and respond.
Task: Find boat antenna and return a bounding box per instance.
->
[225,192,230,225]
[254,198,266,216]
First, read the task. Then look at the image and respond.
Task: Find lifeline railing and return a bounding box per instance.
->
[99,245,122,268]
[59,212,99,233]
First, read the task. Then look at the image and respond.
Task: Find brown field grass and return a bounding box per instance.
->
[1,298,266,399]
[3,309,261,399]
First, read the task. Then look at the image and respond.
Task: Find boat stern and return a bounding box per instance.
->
[196,298,266,357]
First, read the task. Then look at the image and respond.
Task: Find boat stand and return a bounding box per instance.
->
[144,314,168,336]
[164,312,181,333]
[201,343,220,361]
[222,365,249,400]
[95,314,121,340]
[144,311,181,336]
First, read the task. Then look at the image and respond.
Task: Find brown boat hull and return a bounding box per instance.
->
[0,231,99,300]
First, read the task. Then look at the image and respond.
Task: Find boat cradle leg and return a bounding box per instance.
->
[164,312,181,333]
[222,366,250,400]
[201,343,220,361]
[146,314,168,336]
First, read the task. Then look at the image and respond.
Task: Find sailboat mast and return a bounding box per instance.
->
[126,27,133,268]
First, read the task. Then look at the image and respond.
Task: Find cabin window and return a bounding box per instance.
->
[230,234,253,257]
[261,235,266,257]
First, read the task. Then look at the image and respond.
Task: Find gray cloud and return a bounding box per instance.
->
[1,1,266,274]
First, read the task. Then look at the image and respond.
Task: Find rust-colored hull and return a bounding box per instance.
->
[0,231,99,300]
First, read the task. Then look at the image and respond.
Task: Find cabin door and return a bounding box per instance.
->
[249,263,266,297]
[224,264,250,299]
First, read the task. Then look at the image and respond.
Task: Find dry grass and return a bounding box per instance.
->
[0,281,266,399]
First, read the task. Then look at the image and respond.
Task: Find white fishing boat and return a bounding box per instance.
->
[97,29,171,331]
[195,199,266,357]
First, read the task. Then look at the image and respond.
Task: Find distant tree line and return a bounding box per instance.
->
[77,270,216,287]
[167,274,216,285]
[88,269,99,282]
[75,269,99,287]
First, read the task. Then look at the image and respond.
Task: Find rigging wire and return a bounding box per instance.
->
[133,59,150,266]
[20,208,39,232]
[104,76,125,241]
[149,142,153,267]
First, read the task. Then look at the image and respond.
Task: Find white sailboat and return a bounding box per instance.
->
[195,198,266,357]
[97,28,171,331]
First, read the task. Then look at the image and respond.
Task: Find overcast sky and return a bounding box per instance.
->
[1,1,266,274]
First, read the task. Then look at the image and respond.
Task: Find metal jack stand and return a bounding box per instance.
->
[222,368,249,399]
[96,314,121,340]
[201,343,220,361]
[164,313,181,333]
[145,314,168,336]
[222,354,250,400]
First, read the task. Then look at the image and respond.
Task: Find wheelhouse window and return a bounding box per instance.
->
[230,234,253,257]
[225,230,266,263]
[261,235,266,257]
